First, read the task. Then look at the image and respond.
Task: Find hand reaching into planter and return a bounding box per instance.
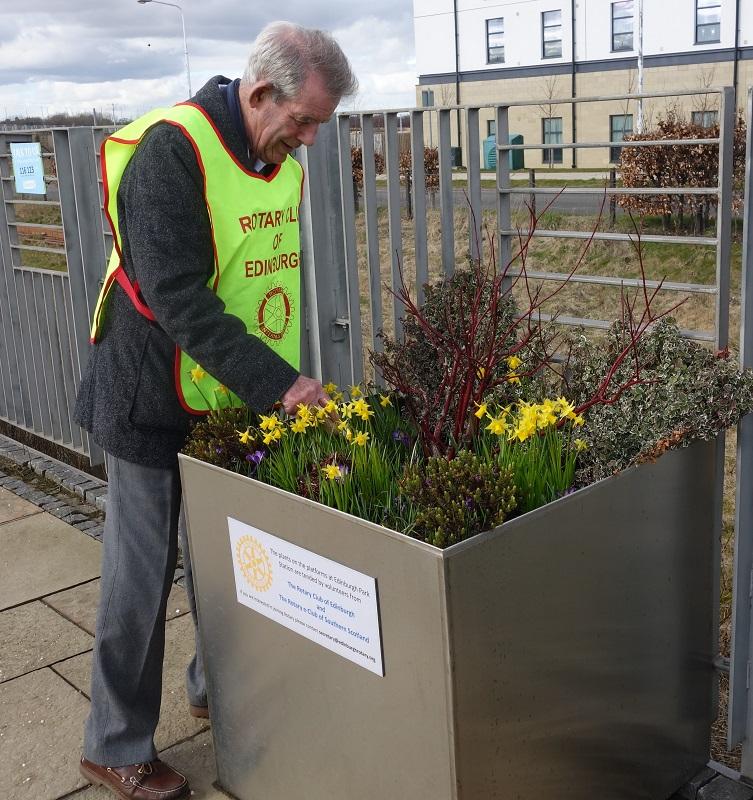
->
[280,375,331,416]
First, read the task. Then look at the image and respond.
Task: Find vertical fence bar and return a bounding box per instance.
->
[336,114,364,386]
[26,272,54,438]
[731,86,753,762]
[496,105,512,272]
[466,107,482,264]
[410,111,428,305]
[384,112,404,339]
[716,86,735,351]
[437,109,455,276]
[56,274,84,451]
[0,134,32,427]
[298,120,354,389]
[708,86,736,752]
[361,114,383,356]
[53,127,104,463]
[41,271,70,445]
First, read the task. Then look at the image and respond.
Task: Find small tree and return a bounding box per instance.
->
[350,146,385,212]
[398,147,440,218]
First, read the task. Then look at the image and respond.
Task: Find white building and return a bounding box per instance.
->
[413,0,753,167]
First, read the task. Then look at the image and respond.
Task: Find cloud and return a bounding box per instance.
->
[0,2,417,117]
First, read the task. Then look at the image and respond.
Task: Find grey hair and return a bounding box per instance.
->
[242,21,358,103]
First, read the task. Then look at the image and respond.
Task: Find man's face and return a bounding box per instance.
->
[247,72,339,164]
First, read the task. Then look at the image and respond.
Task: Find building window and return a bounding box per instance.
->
[486,18,505,64]
[542,117,563,165]
[695,0,721,44]
[610,114,633,163]
[487,120,497,137]
[691,110,719,128]
[542,10,562,59]
[421,89,435,107]
[611,1,634,51]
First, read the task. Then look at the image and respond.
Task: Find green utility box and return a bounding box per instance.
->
[483,134,524,170]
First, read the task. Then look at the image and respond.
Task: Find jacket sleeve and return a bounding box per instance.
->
[117,123,300,412]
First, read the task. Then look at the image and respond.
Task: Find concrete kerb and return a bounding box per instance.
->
[0,434,107,540]
[0,433,187,583]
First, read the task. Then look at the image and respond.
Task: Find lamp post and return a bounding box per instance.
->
[137,0,192,98]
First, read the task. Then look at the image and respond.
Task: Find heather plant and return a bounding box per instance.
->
[400,449,518,547]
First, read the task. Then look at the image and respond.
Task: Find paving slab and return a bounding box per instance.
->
[699,775,753,800]
[76,730,227,799]
[0,513,101,611]
[0,486,40,525]
[55,613,207,750]
[0,600,92,683]
[44,579,190,637]
[0,667,90,800]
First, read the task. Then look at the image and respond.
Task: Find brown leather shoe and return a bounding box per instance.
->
[189,703,209,719]
[79,756,189,800]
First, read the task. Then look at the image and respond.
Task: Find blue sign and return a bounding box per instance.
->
[10,142,45,195]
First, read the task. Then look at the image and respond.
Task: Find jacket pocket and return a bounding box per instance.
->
[128,326,192,433]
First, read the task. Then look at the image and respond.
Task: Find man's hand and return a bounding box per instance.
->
[280,375,330,415]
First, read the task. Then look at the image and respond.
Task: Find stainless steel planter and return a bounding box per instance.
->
[179,439,717,800]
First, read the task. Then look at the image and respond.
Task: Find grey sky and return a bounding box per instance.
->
[0,1,417,118]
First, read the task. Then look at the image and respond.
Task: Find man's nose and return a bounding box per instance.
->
[298,122,319,147]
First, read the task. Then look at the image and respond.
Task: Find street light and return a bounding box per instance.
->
[137,0,192,99]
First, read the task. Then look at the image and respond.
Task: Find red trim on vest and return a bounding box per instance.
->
[174,345,207,415]
[114,267,157,322]
[159,117,218,415]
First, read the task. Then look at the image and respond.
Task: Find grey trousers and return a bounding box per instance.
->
[83,453,206,767]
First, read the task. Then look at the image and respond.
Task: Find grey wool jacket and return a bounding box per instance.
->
[74,76,300,468]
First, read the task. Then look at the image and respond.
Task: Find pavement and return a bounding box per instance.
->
[2,431,753,800]
[0,436,228,800]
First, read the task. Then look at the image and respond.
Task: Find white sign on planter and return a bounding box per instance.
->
[227,517,384,675]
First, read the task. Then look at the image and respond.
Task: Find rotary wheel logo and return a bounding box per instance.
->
[257,284,294,342]
[236,535,273,592]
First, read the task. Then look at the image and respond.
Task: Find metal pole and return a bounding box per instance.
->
[137,0,192,99]
[637,0,644,133]
[729,86,753,766]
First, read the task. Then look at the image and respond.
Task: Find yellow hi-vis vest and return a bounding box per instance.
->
[91,102,304,414]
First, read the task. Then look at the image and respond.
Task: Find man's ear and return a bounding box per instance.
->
[247,80,276,109]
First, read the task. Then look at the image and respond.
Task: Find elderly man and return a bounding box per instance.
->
[75,21,357,800]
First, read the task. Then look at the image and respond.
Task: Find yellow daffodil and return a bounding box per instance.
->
[474,402,488,419]
[190,365,206,383]
[337,420,349,432]
[353,430,370,447]
[323,399,338,415]
[573,414,585,426]
[537,399,558,428]
[506,371,521,385]
[324,381,338,395]
[290,418,308,434]
[340,402,354,419]
[379,394,392,407]
[333,391,344,403]
[237,427,252,445]
[262,427,284,445]
[476,366,486,379]
[575,438,588,452]
[259,414,281,432]
[296,403,313,420]
[344,427,354,442]
[323,464,342,480]
[486,415,508,436]
[506,354,522,370]
[349,384,362,399]
[352,398,373,422]
[556,396,576,419]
